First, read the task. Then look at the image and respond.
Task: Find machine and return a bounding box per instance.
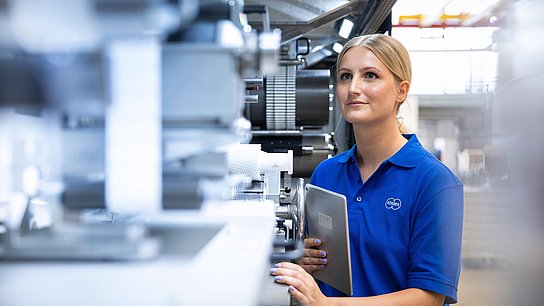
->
[0,0,395,305]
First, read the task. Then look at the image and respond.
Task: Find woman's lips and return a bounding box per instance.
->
[347,100,369,105]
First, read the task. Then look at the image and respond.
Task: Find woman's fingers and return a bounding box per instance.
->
[275,276,310,305]
[299,256,327,265]
[278,261,309,273]
[299,249,327,263]
[299,264,325,274]
[304,238,322,248]
[304,248,327,258]
[271,262,314,283]
[271,262,327,306]
[297,245,328,273]
[287,286,309,306]
[270,263,311,290]
[297,255,327,272]
[272,273,305,289]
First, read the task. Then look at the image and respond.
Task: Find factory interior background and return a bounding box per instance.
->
[1,0,544,305]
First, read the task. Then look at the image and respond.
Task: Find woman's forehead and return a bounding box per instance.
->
[339,46,384,69]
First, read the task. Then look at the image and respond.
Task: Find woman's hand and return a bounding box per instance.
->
[270,262,330,306]
[297,238,328,274]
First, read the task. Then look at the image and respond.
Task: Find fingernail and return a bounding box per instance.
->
[269,268,277,274]
[274,263,281,268]
[274,276,282,281]
[320,251,326,257]
[319,265,325,269]
[321,258,327,264]
[288,286,295,292]
[315,239,321,245]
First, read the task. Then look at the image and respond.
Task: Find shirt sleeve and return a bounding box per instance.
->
[408,184,464,304]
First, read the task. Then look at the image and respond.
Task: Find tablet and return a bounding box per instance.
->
[305,183,353,296]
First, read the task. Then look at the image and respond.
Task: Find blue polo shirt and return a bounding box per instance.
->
[310,134,463,304]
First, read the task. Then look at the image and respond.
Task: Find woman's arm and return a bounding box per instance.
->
[271,262,445,306]
[330,288,444,306]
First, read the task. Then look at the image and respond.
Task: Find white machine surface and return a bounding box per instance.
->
[0,201,275,306]
[305,184,352,296]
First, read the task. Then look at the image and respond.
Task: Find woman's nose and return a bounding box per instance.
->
[348,78,362,94]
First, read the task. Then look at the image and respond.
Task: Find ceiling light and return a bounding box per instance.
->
[338,19,354,39]
[332,42,343,53]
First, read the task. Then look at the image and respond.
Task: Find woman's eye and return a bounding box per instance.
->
[365,72,378,79]
[339,73,352,81]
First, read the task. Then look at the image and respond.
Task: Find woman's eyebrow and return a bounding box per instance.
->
[339,65,381,72]
[362,65,380,71]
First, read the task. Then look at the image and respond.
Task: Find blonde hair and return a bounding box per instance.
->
[336,34,412,133]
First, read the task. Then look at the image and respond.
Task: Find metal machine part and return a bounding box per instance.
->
[248,68,331,130]
[295,69,332,127]
[162,44,245,126]
[224,144,306,274]
[266,65,297,130]
[245,64,334,177]
[2,217,160,261]
[293,177,306,242]
[224,143,293,204]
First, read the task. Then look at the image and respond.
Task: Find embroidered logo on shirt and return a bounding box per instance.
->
[385,198,402,210]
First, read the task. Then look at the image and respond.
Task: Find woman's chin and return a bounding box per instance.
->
[343,114,371,125]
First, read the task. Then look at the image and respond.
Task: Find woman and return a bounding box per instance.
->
[270,34,464,305]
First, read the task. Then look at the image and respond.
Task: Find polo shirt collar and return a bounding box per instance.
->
[338,144,357,163]
[388,134,426,168]
[338,134,426,168]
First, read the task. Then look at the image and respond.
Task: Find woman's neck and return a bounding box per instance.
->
[353,120,408,172]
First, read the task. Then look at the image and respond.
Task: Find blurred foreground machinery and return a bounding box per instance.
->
[0,0,396,305]
[0,1,298,305]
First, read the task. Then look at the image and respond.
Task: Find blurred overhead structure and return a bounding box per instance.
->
[245,0,396,54]
[393,0,507,28]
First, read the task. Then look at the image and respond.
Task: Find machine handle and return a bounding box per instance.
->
[296,37,311,56]
[294,178,305,241]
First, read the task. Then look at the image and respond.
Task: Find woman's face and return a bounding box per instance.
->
[336,46,408,127]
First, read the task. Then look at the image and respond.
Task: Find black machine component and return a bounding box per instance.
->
[246,69,330,130]
[0,52,105,114]
[61,178,203,210]
[166,0,238,43]
[245,66,335,177]
[0,53,45,108]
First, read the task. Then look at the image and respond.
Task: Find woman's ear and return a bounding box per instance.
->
[396,81,410,103]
